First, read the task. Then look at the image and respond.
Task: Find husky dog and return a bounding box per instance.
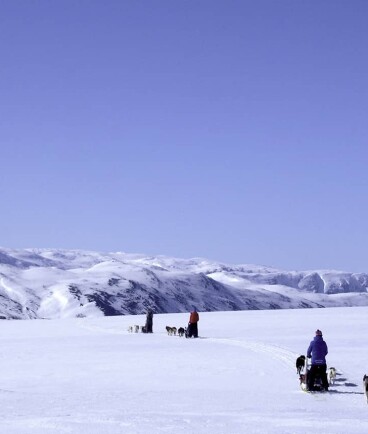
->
[177,327,185,337]
[127,326,133,333]
[328,367,337,385]
[166,326,177,336]
[363,375,368,403]
[296,355,306,375]
[299,373,306,388]
[134,325,140,333]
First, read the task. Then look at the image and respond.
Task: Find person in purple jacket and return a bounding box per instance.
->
[307,329,329,391]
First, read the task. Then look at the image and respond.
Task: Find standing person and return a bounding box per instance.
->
[307,329,329,391]
[145,309,153,333]
[187,307,199,338]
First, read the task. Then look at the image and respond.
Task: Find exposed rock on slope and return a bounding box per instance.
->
[0,247,367,319]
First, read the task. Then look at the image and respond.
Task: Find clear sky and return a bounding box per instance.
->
[1,0,367,272]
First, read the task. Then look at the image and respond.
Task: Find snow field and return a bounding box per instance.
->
[0,306,367,433]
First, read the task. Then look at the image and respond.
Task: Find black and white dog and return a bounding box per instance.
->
[296,355,306,375]
[363,375,368,404]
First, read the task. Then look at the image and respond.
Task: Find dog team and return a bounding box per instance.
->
[127,316,368,400]
[296,330,336,392]
[127,309,154,334]
[127,325,145,333]
[297,329,367,402]
[127,307,199,339]
[128,324,187,336]
[166,326,186,337]
[296,355,336,385]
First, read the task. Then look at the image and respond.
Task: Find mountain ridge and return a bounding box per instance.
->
[0,247,367,319]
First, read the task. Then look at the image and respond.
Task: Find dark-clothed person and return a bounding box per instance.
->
[307,329,329,391]
[145,309,153,333]
[187,308,199,338]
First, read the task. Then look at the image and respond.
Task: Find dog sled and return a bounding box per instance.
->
[299,359,326,392]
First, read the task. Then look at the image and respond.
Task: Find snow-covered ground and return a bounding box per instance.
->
[1,306,367,433]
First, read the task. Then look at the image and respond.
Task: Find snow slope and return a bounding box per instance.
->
[1,247,368,319]
[0,306,367,433]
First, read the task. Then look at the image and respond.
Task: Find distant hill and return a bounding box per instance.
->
[0,247,367,319]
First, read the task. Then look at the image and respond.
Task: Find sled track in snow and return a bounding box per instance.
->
[78,322,299,370]
[206,338,362,398]
[206,337,298,370]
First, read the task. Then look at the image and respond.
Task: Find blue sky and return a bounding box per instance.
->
[1,0,367,272]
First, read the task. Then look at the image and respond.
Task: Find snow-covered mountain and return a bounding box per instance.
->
[0,247,367,319]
